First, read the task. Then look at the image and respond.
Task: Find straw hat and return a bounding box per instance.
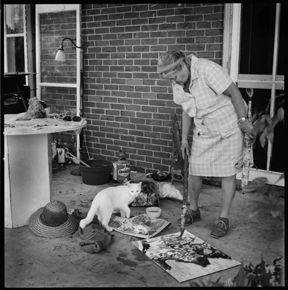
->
[29,200,79,238]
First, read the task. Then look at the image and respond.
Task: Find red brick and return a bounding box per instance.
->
[157,9,175,16]
[110,27,125,33]
[106,133,121,140]
[185,15,203,22]
[129,131,144,137]
[136,124,152,131]
[124,12,140,19]
[132,18,149,25]
[116,19,131,26]
[135,86,150,92]
[197,51,215,58]
[149,17,166,24]
[126,26,141,32]
[126,105,141,111]
[138,149,153,156]
[206,29,223,36]
[134,45,150,52]
[133,99,149,105]
[116,6,132,13]
[150,31,167,38]
[146,156,162,164]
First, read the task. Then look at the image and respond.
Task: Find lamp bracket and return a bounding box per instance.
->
[60,37,88,50]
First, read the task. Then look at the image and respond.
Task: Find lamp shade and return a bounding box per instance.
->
[55,48,65,62]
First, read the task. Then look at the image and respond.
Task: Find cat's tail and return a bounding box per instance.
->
[79,200,99,229]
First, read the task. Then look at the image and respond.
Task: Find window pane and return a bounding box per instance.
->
[41,86,78,156]
[239,3,276,74]
[5,4,24,34]
[277,4,287,75]
[239,88,284,172]
[7,37,25,73]
[39,10,77,84]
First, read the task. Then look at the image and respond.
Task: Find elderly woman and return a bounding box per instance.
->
[157,51,253,238]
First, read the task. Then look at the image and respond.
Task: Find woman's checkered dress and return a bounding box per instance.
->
[173,54,244,177]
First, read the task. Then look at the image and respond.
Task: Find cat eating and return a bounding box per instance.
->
[79,181,142,232]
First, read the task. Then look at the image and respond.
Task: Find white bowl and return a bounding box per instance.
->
[146,207,161,219]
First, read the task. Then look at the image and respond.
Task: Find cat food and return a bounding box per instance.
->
[113,160,131,183]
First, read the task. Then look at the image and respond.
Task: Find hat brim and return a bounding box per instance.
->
[29,207,79,238]
[157,57,184,74]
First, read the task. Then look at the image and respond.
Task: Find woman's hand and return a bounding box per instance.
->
[181,139,189,158]
[238,119,254,134]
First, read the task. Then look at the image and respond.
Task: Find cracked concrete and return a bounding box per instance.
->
[5,165,284,287]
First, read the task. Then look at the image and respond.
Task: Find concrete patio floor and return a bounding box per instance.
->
[5,164,284,287]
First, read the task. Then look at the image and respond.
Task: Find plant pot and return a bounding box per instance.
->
[80,160,112,185]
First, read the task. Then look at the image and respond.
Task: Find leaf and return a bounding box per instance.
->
[266,132,274,143]
[242,177,268,194]
[246,273,257,281]
[273,257,283,266]
[266,124,274,133]
[265,114,272,125]
[248,209,260,218]
[259,259,270,286]
[252,177,268,185]
[277,107,284,121]
[242,186,258,193]
[271,114,279,127]
[255,184,269,198]
[252,119,266,137]
[259,129,267,148]
[246,88,254,98]
[251,112,262,125]
[271,209,280,218]
[235,262,246,287]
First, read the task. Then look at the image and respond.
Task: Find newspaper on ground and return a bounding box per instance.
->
[108,213,170,239]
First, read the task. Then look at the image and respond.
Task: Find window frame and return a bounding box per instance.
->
[35,4,82,159]
[223,3,284,186]
[4,4,28,76]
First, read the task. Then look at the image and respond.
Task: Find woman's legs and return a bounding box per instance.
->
[220,175,236,218]
[188,175,203,211]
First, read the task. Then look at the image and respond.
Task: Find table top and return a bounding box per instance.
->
[4,113,87,136]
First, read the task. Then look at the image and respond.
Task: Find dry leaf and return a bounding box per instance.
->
[266,132,274,143]
[259,127,268,148]
[265,114,272,125]
[277,107,284,121]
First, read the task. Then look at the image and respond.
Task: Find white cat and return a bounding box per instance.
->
[79,181,142,232]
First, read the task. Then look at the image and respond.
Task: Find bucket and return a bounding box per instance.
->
[80,160,112,185]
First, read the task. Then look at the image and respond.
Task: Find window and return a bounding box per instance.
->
[223,3,284,185]
[4,4,27,73]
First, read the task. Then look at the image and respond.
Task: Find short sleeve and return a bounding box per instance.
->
[205,62,233,95]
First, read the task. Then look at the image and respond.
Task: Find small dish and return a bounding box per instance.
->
[146,207,162,219]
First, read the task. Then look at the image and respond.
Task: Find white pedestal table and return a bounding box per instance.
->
[4,113,87,228]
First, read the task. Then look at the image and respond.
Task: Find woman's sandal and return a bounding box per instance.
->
[177,208,201,226]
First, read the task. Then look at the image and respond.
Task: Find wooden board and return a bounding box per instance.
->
[132,230,241,283]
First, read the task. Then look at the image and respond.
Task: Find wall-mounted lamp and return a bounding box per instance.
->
[55,37,88,162]
[55,37,87,61]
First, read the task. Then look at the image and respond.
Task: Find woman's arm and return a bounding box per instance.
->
[181,109,193,157]
[223,82,253,134]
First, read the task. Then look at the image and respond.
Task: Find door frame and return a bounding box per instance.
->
[222,3,284,186]
[35,4,82,158]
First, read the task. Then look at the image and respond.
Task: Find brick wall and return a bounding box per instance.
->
[80,3,225,173]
